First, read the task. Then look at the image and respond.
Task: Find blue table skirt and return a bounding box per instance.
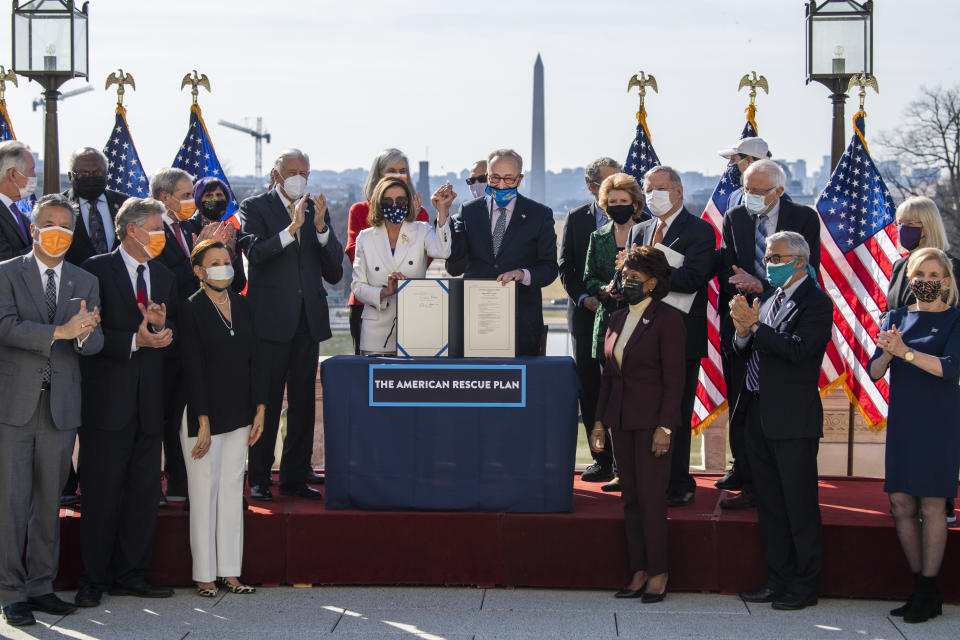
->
[321,355,580,512]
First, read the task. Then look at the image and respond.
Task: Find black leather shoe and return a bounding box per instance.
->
[306,471,325,485]
[249,484,273,501]
[2,602,35,627]
[279,484,323,500]
[581,461,614,483]
[714,468,742,491]
[74,585,102,608]
[59,493,81,507]
[614,588,644,599]
[719,492,756,510]
[667,490,695,507]
[109,580,174,598]
[601,477,621,493]
[158,493,168,508]
[27,593,77,615]
[739,586,781,603]
[641,591,666,603]
[772,592,817,610]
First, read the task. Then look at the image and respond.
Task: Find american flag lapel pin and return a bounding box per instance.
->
[932,327,939,333]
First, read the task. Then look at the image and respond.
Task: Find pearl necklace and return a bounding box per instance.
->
[208,292,234,336]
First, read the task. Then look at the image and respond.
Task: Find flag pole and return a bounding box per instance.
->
[842,72,879,477]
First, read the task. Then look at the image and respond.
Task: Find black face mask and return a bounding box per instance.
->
[73,175,107,201]
[200,199,228,221]
[606,204,636,225]
[621,279,650,305]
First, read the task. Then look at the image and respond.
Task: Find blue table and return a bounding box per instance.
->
[321,356,580,512]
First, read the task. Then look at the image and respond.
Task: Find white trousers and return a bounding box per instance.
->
[181,420,250,583]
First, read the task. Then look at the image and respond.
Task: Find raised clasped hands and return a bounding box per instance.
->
[876,324,906,358]
[136,301,173,349]
[431,184,456,225]
[57,299,101,341]
[729,265,764,295]
[729,294,760,337]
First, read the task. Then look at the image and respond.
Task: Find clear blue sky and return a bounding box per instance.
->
[1,0,956,179]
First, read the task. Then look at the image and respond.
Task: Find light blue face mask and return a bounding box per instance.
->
[486,185,518,207]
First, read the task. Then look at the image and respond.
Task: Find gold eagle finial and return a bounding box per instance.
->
[737,71,769,106]
[0,66,18,104]
[180,70,211,106]
[627,71,658,113]
[847,71,879,109]
[105,69,136,108]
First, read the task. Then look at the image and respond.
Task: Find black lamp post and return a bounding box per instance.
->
[11,0,89,194]
[805,0,873,171]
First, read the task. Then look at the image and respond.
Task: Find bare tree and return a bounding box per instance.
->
[877,85,960,246]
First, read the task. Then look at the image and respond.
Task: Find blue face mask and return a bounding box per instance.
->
[766,258,801,288]
[382,204,407,224]
[485,185,518,207]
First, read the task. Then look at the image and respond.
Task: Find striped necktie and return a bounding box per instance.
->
[492,207,506,255]
[754,214,769,278]
[42,268,57,385]
[744,288,784,392]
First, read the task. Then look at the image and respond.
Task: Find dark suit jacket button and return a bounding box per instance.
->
[298,289,302,295]
[408,260,413,265]
[374,266,379,271]
[494,264,499,269]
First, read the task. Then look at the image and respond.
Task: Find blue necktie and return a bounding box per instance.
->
[754,214,769,278]
[745,288,784,393]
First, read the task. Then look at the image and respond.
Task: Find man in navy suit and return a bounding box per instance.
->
[240,149,343,501]
[0,141,37,261]
[731,231,832,610]
[75,197,177,607]
[716,159,821,508]
[62,147,127,267]
[444,149,558,357]
[627,166,715,507]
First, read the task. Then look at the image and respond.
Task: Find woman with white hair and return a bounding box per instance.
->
[869,247,960,623]
[344,149,430,354]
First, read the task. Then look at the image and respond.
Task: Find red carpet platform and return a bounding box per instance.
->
[54,474,960,601]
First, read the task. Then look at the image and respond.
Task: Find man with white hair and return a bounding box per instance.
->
[0,140,37,260]
[730,230,833,610]
[716,159,821,509]
[240,149,343,501]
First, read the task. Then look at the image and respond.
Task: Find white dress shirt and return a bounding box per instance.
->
[276,189,330,248]
[80,194,116,249]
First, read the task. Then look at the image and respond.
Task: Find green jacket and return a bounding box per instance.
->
[583,221,626,360]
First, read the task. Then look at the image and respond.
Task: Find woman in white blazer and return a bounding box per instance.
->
[351,177,452,354]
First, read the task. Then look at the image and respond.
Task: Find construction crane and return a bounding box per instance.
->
[31,84,94,112]
[218,117,270,178]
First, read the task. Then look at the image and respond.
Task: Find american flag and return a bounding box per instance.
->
[172,104,237,219]
[692,109,759,432]
[1,100,36,213]
[815,110,896,428]
[104,106,149,197]
[623,106,661,183]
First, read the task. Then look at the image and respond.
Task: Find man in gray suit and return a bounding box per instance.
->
[0,194,104,628]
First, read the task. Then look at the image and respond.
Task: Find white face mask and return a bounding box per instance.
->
[645,190,675,217]
[281,174,307,200]
[16,170,37,200]
[205,264,234,281]
[469,182,487,199]
[744,192,769,216]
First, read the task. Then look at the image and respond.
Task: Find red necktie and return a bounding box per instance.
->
[136,264,148,305]
[171,221,189,255]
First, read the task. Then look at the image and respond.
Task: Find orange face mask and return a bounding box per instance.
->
[138,229,167,258]
[35,226,73,258]
[175,199,196,221]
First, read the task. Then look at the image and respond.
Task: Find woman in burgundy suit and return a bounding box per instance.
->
[591,246,686,602]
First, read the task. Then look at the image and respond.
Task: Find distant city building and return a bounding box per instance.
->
[416,160,430,211]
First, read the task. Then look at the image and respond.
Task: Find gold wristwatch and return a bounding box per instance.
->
[903,350,915,363]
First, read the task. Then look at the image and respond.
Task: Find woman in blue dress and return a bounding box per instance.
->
[868,247,960,623]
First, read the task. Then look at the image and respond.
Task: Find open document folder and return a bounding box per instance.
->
[654,242,696,314]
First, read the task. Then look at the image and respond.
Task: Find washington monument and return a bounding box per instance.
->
[530,53,545,202]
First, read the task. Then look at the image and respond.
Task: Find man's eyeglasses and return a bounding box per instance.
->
[762,253,797,266]
[488,174,520,187]
[380,197,409,209]
[72,170,106,179]
[744,185,778,197]
[466,175,487,186]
